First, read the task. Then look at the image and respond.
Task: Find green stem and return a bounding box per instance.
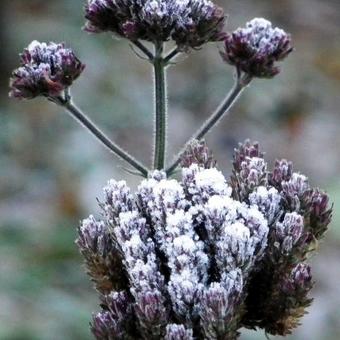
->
[166,75,252,175]
[153,42,167,170]
[58,98,149,177]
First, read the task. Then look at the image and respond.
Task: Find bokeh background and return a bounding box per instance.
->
[1,0,340,339]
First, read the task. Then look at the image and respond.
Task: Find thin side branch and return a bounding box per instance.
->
[164,47,180,65]
[132,41,154,61]
[55,96,149,177]
[166,74,252,175]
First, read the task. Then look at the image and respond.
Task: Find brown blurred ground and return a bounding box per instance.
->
[1,1,340,339]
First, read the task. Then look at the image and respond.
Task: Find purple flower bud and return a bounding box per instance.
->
[165,324,194,340]
[309,189,333,238]
[134,289,168,337]
[274,212,304,254]
[221,18,293,78]
[281,263,313,297]
[9,41,85,99]
[269,159,293,189]
[281,173,310,211]
[231,140,268,201]
[181,140,217,169]
[233,140,264,172]
[91,311,120,339]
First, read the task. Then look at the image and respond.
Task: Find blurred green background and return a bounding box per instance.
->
[1,0,340,339]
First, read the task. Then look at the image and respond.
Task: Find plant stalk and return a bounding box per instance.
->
[166,75,252,175]
[153,42,167,170]
[59,98,149,177]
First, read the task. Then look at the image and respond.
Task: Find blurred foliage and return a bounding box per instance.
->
[1,0,340,339]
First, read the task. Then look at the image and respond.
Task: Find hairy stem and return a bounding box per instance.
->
[57,97,149,177]
[153,42,167,170]
[166,75,252,175]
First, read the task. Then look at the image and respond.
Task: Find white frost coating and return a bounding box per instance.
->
[153,179,184,202]
[249,186,282,225]
[205,195,240,225]
[173,235,196,253]
[195,168,229,194]
[224,222,250,240]
[242,18,289,53]
[100,167,272,323]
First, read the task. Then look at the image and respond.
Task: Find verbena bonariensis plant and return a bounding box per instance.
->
[9,1,332,339]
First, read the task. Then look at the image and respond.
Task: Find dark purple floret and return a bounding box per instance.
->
[221,18,293,78]
[9,41,85,99]
[84,0,226,49]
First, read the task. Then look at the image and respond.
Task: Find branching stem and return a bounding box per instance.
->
[55,95,149,177]
[166,74,252,175]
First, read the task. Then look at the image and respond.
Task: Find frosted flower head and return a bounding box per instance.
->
[79,141,332,339]
[9,41,85,99]
[221,18,293,78]
[84,0,226,49]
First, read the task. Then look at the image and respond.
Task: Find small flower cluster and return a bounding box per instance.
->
[231,140,332,335]
[9,41,85,99]
[221,18,293,78]
[76,141,332,339]
[84,0,226,49]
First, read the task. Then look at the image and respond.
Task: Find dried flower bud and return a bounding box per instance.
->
[281,173,310,211]
[9,41,85,99]
[76,215,127,293]
[284,263,313,293]
[181,140,217,169]
[309,189,333,238]
[231,140,267,201]
[200,276,242,339]
[274,212,304,254]
[221,18,293,78]
[84,0,226,49]
[91,311,118,339]
[91,291,135,339]
[249,186,282,225]
[269,159,293,189]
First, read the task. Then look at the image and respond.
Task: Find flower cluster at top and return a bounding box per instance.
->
[9,41,85,100]
[77,140,332,339]
[84,0,226,50]
[221,18,293,78]
[8,15,293,100]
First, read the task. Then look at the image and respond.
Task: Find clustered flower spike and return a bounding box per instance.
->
[84,0,226,50]
[221,18,293,78]
[9,41,85,99]
[77,140,332,339]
